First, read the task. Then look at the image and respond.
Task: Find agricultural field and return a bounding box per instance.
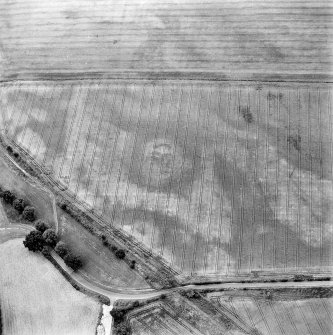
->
[129,305,201,335]
[0,80,332,279]
[126,293,242,335]
[0,238,100,335]
[58,207,150,289]
[0,0,332,80]
[208,290,333,335]
[0,156,56,227]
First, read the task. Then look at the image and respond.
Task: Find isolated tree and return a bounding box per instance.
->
[13,198,25,213]
[3,190,15,204]
[23,230,45,252]
[22,206,36,222]
[130,260,136,269]
[34,220,50,233]
[42,229,58,248]
[54,241,69,258]
[115,249,126,260]
[64,253,82,271]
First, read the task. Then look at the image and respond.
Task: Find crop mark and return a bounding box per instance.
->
[164,87,187,267]
[160,88,184,260]
[122,84,150,238]
[11,87,37,146]
[57,86,83,181]
[138,85,161,244]
[109,85,139,228]
[73,86,100,199]
[82,86,108,204]
[145,86,166,250]
[32,87,57,161]
[100,86,127,216]
[3,84,21,134]
[119,84,147,236]
[179,87,202,273]
[157,86,180,256]
[91,85,121,212]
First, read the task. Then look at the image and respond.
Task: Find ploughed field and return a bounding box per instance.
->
[1,80,331,278]
[0,0,332,80]
[208,291,333,335]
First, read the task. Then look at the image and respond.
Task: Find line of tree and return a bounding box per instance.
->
[0,188,36,222]
[54,241,83,271]
[23,220,83,271]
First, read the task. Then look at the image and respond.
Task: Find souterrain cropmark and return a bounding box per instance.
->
[0,80,332,280]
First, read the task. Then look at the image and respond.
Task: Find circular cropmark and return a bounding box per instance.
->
[140,139,184,189]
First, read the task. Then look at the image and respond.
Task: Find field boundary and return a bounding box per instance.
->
[1,71,333,84]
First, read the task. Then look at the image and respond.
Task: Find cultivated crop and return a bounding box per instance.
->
[0,81,332,279]
[210,294,333,335]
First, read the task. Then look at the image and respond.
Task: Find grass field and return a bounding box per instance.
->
[208,291,333,335]
[0,238,100,335]
[0,156,56,227]
[58,207,150,289]
[0,81,331,279]
[0,0,332,80]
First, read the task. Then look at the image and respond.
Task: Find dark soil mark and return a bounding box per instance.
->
[287,134,301,152]
[239,106,254,123]
[213,154,330,271]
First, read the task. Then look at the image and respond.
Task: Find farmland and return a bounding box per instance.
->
[129,305,203,335]
[0,238,100,335]
[208,289,333,335]
[0,80,331,280]
[125,293,239,335]
[0,0,332,333]
[0,0,332,81]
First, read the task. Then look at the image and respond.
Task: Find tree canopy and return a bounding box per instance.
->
[23,230,45,252]
[2,190,15,204]
[55,241,69,258]
[42,229,58,248]
[34,220,50,233]
[13,198,26,213]
[63,253,83,271]
[22,206,36,222]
